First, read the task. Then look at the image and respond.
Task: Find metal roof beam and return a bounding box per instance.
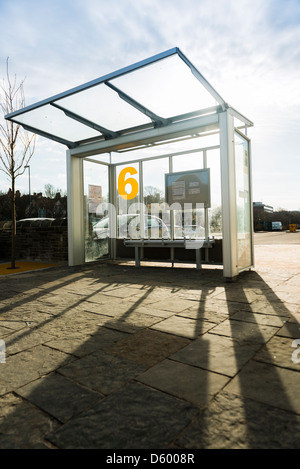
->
[50,102,119,140]
[70,113,219,158]
[105,81,171,128]
[21,123,77,149]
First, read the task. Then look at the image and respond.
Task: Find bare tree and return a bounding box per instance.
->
[0,58,36,268]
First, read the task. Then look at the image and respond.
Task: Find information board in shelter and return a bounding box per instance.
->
[165,168,210,207]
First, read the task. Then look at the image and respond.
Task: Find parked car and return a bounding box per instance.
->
[93,214,170,239]
[173,224,205,238]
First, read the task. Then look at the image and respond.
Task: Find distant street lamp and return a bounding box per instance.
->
[25,165,31,202]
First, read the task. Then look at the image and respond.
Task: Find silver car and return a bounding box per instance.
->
[93,214,170,239]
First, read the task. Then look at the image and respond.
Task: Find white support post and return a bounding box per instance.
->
[203,149,209,262]
[219,111,238,280]
[109,164,117,260]
[139,160,145,239]
[66,150,85,266]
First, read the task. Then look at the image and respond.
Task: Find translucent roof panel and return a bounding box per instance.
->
[5,48,229,149]
[110,54,218,118]
[58,83,151,132]
[14,104,100,145]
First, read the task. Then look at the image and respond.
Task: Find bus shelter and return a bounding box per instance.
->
[5,48,254,280]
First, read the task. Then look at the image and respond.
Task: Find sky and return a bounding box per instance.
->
[0,0,300,210]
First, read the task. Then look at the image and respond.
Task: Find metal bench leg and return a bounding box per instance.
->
[196,249,202,270]
[170,247,174,268]
[135,246,140,267]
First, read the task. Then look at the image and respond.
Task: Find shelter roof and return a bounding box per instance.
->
[5,48,252,149]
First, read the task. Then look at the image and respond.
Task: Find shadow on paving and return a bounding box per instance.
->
[0,262,299,449]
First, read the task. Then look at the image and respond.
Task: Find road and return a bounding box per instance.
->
[254,231,300,245]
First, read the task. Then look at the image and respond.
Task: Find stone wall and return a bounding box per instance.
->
[0,218,68,263]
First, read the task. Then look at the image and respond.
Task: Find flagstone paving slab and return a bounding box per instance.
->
[276,322,300,339]
[229,310,287,327]
[174,390,300,449]
[250,298,292,316]
[45,328,129,358]
[105,328,191,367]
[148,297,201,313]
[57,349,147,395]
[254,335,300,371]
[0,320,29,337]
[209,318,279,344]
[102,312,164,334]
[2,328,55,356]
[0,345,74,396]
[46,382,199,449]
[16,372,103,423]
[131,304,176,319]
[170,332,261,377]
[151,315,216,339]
[137,359,229,407]
[0,392,60,449]
[225,360,300,414]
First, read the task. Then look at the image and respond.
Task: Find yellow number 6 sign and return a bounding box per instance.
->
[118,167,139,200]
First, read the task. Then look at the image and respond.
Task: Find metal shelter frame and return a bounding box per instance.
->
[5,47,254,280]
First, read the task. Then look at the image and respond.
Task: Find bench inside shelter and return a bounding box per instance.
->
[123,237,215,269]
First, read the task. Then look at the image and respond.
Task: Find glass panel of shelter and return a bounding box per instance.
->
[108,141,222,266]
[142,158,170,239]
[83,160,110,262]
[234,131,252,271]
[115,162,141,239]
[206,148,222,238]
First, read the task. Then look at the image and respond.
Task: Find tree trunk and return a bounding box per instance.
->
[11,175,16,269]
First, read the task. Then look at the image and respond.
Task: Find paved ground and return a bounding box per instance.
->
[0,235,300,449]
